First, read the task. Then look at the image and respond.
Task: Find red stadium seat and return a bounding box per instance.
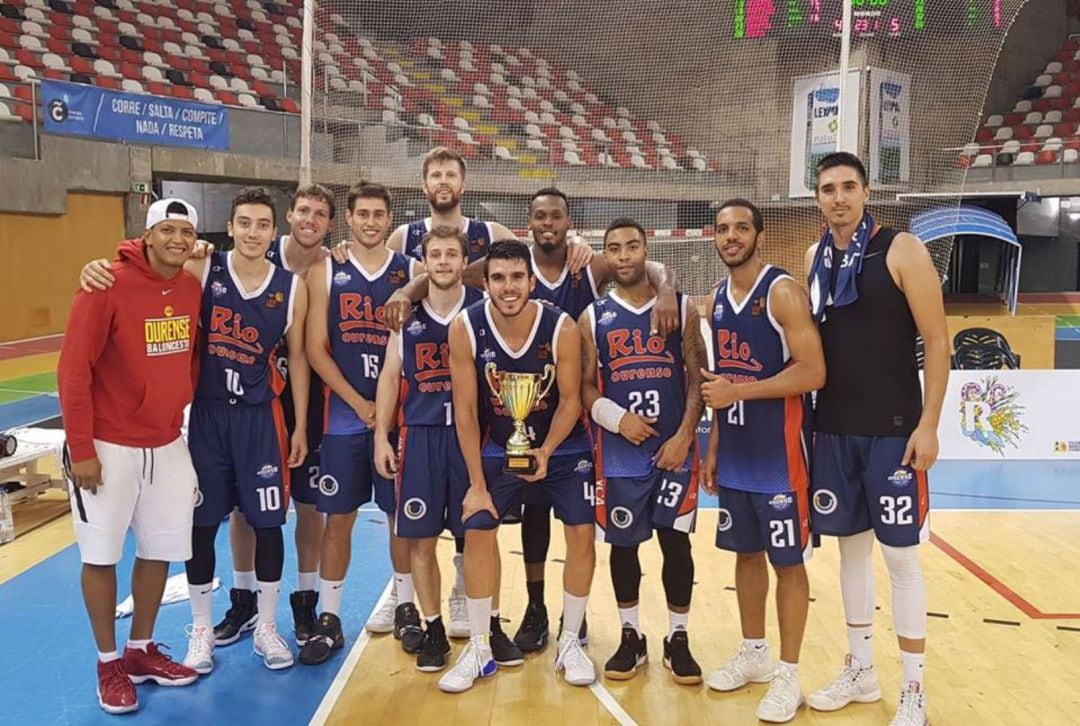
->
[1036,150,1058,165]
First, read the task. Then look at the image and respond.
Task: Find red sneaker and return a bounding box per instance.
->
[123,643,199,686]
[97,659,138,714]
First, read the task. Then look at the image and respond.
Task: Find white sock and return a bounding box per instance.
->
[848,625,874,669]
[452,554,465,592]
[562,592,588,638]
[256,580,281,627]
[98,650,120,663]
[901,651,925,686]
[189,584,213,629]
[233,570,256,592]
[668,610,689,638]
[297,570,318,592]
[466,596,492,640]
[745,638,769,654]
[126,639,150,652]
[617,605,640,635]
[319,578,345,616]
[780,660,799,675]
[394,571,415,604]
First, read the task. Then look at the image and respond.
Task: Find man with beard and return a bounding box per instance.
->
[580,218,707,685]
[803,153,947,726]
[699,199,824,723]
[440,240,597,693]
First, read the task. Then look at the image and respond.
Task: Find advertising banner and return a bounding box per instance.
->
[789,69,861,198]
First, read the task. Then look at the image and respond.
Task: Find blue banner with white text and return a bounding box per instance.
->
[41,80,229,150]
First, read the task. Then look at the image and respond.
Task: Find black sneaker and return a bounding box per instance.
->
[513,602,549,653]
[557,613,589,646]
[299,612,345,666]
[290,590,319,646]
[394,603,424,654]
[490,616,524,666]
[213,588,258,646]
[416,617,451,673]
[604,627,648,680]
[663,631,702,685]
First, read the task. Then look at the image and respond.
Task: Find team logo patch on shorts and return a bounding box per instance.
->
[403,497,427,520]
[574,459,593,473]
[257,464,279,480]
[768,493,793,511]
[333,271,351,287]
[193,488,204,508]
[611,506,634,529]
[319,475,340,497]
[813,489,838,515]
[888,468,914,488]
[716,507,733,532]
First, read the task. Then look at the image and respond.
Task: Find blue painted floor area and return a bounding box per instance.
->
[0,506,393,726]
[0,393,60,430]
[695,460,1080,510]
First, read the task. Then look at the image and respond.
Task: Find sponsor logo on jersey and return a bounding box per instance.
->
[319,475,339,496]
[266,291,285,309]
[597,309,618,327]
[713,302,724,321]
[714,329,763,373]
[958,376,1028,456]
[750,297,766,316]
[888,467,913,488]
[208,305,265,356]
[611,506,634,529]
[481,347,497,363]
[469,236,487,254]
[144,314,192,357]
[211,280,228,298]
[389,268,407,285]
[407,319,425,337]
[716,507,733,532]
[403,497,427,520]
[257,463,279,480]
[768,493,793,511]
[812,489,838,515]
[333,271,351,287]
[536,342,552,361]
[574,458,593,473]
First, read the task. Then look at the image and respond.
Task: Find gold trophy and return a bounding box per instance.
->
[485,362,556,474]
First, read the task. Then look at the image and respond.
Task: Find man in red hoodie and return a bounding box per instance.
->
[58,199,203,715]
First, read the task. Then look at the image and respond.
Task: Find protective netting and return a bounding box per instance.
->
[303,0,1032,289]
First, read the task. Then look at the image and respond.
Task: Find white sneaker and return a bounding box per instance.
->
[555,633,596,686]
[807,655,882,711]
[253,622,295,670]
[183,623,215,675]
[438,638,497,693]
[705,641,776,691]
[366,592,398,634]
[447,585,469,639]
[890,682,930,725]
[757,666,804,723]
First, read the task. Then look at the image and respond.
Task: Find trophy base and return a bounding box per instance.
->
[503,453,538,476]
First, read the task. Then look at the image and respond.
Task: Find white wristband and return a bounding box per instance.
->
[591,397,628,435]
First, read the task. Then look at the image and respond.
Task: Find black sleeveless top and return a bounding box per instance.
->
[814,227,922,437]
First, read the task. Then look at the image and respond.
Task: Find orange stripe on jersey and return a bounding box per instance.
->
[397,378,408,429]
[269,344,286,396]
[395,425,409,502]
[271,397,291,502]
[916,469,930,527]
[783,395,809,491]
[795,488,811,550]
[594,429,608,532]
[677,436,701,517]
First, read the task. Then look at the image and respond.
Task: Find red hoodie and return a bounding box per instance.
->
[58,239,202,462]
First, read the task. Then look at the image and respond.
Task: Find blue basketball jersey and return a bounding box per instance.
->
[196,251,297,405]
[710,265,810,494]
[404,217,493,265]
[531,252,600,319]
[463,299,591,457]
[591,292,691,478]
[324,249,413,434]
[400,286,485,426]
[264,234,288,269]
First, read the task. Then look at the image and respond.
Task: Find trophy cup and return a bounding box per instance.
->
[484,362,556,474]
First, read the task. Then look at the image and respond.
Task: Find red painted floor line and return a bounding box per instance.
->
[0,334,64,360]
[931,532,1080,620]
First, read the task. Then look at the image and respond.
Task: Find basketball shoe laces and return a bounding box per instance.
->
[818,655,871,698]
[100,659,130,692]
[185,624,213,660]
[895,683,924,721]
[558,634,590,672]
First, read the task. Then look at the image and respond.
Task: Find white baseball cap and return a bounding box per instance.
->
[145,198,198,231]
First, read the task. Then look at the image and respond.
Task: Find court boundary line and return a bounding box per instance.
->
[589,681,639,726]
[309,576,395,725]
[930,532,1080,620]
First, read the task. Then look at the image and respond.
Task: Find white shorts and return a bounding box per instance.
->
[66,437,198,566]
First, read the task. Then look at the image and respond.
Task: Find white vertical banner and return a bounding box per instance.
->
[868,68,912,185]
[789,69,862,198]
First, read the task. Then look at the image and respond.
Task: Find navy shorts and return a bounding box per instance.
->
[465,454,596,531]
[289,443,321,506]
[810,433,930,547]
[597,467,698,546]
[395,426,469,539]
[189,399,290,529]
[317,432,396,516]
[714,486,812,567]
